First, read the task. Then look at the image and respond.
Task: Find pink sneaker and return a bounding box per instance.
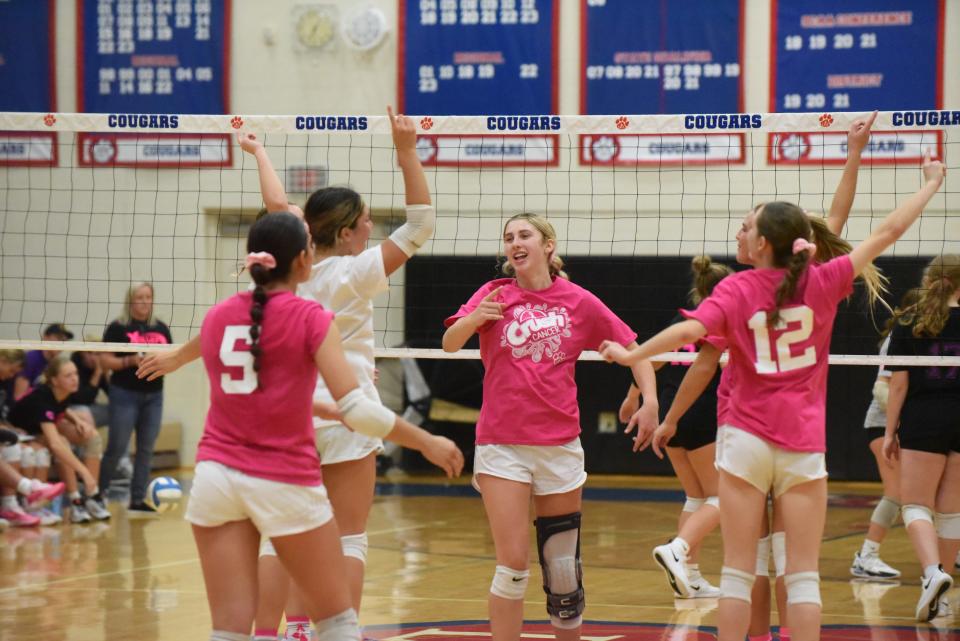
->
[25,481,65,506]
[0,508,41,527]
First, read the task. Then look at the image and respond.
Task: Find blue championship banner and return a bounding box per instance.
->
[581,0,743,116]
[771,0,943,112]
[77,0,231,167]
[398,0,557,116]
[0,0,57,166]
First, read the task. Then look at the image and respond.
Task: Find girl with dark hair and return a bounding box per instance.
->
[148,212,461,641]
[619,255,733,599]
[883,254,960,621]
[632,114,885,621]
[234,107,438,637]
[602,155,945,641]
[443,212,659,641]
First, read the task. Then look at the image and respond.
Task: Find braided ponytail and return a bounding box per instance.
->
[243,212,311,387]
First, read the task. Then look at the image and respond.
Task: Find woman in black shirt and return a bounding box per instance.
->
[884,255,960,621]
[9,355,107,522]
[98,281,173,518]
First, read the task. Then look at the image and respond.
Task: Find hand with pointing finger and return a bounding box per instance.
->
[467,286,505,329]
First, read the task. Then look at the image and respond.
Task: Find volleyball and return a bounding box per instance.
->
[144,477,182,514]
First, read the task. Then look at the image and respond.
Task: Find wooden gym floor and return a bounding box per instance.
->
[0,472,957,641]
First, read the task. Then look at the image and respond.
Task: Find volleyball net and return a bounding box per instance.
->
[0,109,957,365]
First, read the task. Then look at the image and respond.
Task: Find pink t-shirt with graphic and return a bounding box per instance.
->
[197,290,334,486]
[683,256,853,452]
[445,277,637,446]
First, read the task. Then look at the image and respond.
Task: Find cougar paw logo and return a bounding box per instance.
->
[616,116,629,130]
[420,116,434,131]
[43,113,56,127]
[230,116,244,129]
[819,113,834,128]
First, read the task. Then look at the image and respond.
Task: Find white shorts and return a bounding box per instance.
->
[185,461,335,538]
[473,438,587,496]
[315,423,384,466]
[715,425,827,498]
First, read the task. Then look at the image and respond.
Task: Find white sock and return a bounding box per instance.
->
[16,478,32,495]
[69,491,81,501]
[1,495,19,510]
[860,539,881,557]
[924,564,941,579]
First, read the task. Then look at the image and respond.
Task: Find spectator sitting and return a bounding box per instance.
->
[13,323,74,400]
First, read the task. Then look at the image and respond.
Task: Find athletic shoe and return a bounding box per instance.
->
[127,501,160,519]
[70,499,93,524]
[25,481,65,506]
[0,507,41,527]
[934,596,953,619]
[84,494,111,521]
[850,551,901,580]
[653,541,693,598]
[26,507,62,526]
[683,566,722,598]
[0,517,8,529]
[916,565,952,622]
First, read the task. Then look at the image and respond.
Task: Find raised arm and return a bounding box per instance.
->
[237,132,290,214]
[381,106,436,276]
[849,152,945,276]
[600,319,708,368]
[826,111,877,234]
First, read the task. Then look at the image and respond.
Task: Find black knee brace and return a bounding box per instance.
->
[534,511,584,623]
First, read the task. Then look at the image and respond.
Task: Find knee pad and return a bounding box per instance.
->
[936,512,960,539]
[84,431,104,459]
[535,512,584,628]
[1,443,22,464]
[20,445,36,468]
[35,447,50,468]
[784,571,821,606]
[902,504,934,528]
[313,608,360,641]
[705,495,719,509]
[259,538,277,558]
[490,565,530,600]
[772,531,786,578]
[683,497,705,513]
[720,566,755,603]
[870,496,900,529]
[340,532,369,564]
[756,535,772,577]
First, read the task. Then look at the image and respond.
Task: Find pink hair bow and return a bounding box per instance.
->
[792,238,817,257]
[245,252,277,270]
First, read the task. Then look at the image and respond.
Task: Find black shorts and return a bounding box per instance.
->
[667,421,718,451]
[864,427,885,443]
[898,422,960,455]
[897,398,960,455]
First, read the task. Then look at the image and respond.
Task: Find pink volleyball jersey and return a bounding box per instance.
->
[683,256,853,452]
[445,277,637,446]
[197,290,334,485]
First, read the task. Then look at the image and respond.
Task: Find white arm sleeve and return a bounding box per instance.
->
[336,388,396,439]
[389,204,435,257]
